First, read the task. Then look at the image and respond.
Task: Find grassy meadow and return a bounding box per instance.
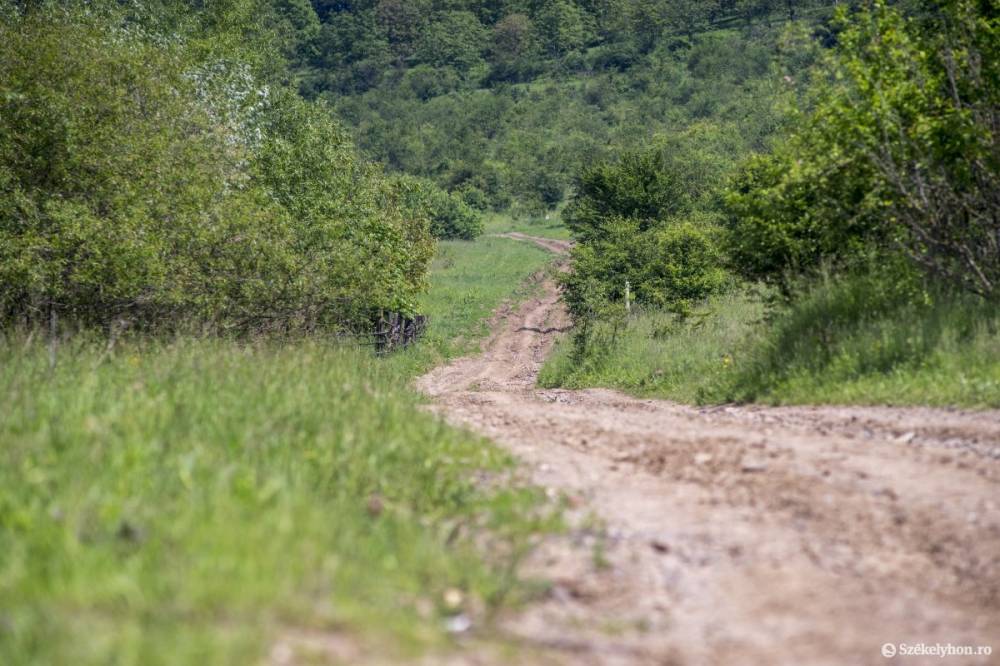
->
[387,233,552,377]
[483,213,573,241]
[540,275,1000,409]
[0,235,557,666]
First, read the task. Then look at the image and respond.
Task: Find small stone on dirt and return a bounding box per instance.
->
[875,487,899,501]
[740,459,768,473]
[651,539,671,554]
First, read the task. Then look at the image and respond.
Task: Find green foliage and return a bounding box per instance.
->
[645,217,729,309]
[702,266,1000,406]
[552,0,1000,410]
[376,0,432,61]
[310,9,392,93]
[726,0,1000,298]
[489,13,541,82]
[535,0,590,57]
[563,148,689,243]
[562,215,727,318]
[415,11,488,73]
[393,176,484,240]
[725,151,879,292]
[560,128,734,346]
[0,10,269,329]
[298,0,827,211]
[0,4,433,332]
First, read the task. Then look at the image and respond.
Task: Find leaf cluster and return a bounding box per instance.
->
[0,5,434,333]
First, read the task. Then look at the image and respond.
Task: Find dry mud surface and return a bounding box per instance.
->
[417,234,1000,666]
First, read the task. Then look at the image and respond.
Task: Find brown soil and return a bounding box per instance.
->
[417,234,1000,666]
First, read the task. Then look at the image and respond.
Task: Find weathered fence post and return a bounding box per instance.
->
[372,311,429,355]
[48,305,58,369]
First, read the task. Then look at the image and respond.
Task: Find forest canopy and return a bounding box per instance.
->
[274,0,845,213]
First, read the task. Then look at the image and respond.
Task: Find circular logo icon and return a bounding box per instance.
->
[882,643,897,658]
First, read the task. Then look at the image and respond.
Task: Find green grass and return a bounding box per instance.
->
[706,274,1000,408]
[483,213,572,241]
[0,235,559,666]
[386,235,553,377]
[540,274,1000,408]
[538,291,765,403]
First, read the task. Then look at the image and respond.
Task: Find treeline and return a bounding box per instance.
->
[556,0,1000,402]
[280,0,838,92]
[0,0,484,335]
[270,0,844,213]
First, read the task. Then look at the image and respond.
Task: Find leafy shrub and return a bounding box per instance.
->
[402,63,462,100]
[725,152,880,292]
[562,214,727,319]
[459,184,490,211]
[251,91,435,322]
[0,6,433,333]
[727,0,1000,299]
[393,176,484,240]
[563,148,689,242]
[644,217,729,310]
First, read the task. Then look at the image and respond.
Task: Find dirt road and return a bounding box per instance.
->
[417,234,1000,665]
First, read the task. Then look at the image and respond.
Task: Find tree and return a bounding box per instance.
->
[727,0,1000,298]
[535,0,588,56]
[376,0,431,61]
[0,4,434,332]
[313,9,391,92]
[563,148,689,242]
[489,12,540,81]
[415,11,488,73]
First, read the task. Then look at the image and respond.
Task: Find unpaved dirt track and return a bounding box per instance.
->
[418,235,1000,666]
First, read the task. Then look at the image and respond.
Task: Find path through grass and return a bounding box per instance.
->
[0,235,558,665]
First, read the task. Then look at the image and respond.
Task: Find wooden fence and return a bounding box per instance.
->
[372,312,428,354]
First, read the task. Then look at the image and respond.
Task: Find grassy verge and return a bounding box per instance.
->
[709,275,1000,408]
[0,235,559,666]
[538,291,765,403]
[483,213,572,241]
[540,275,1000,408]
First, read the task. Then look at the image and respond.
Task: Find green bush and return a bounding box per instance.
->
[726,0,1000,298]
[393,175,484,241]
[563,148,689,243]
[561,129,735,324]
[725,153,880,292]
[0,6,433,333]
[562,214,727,319]
[644,217,729,309]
